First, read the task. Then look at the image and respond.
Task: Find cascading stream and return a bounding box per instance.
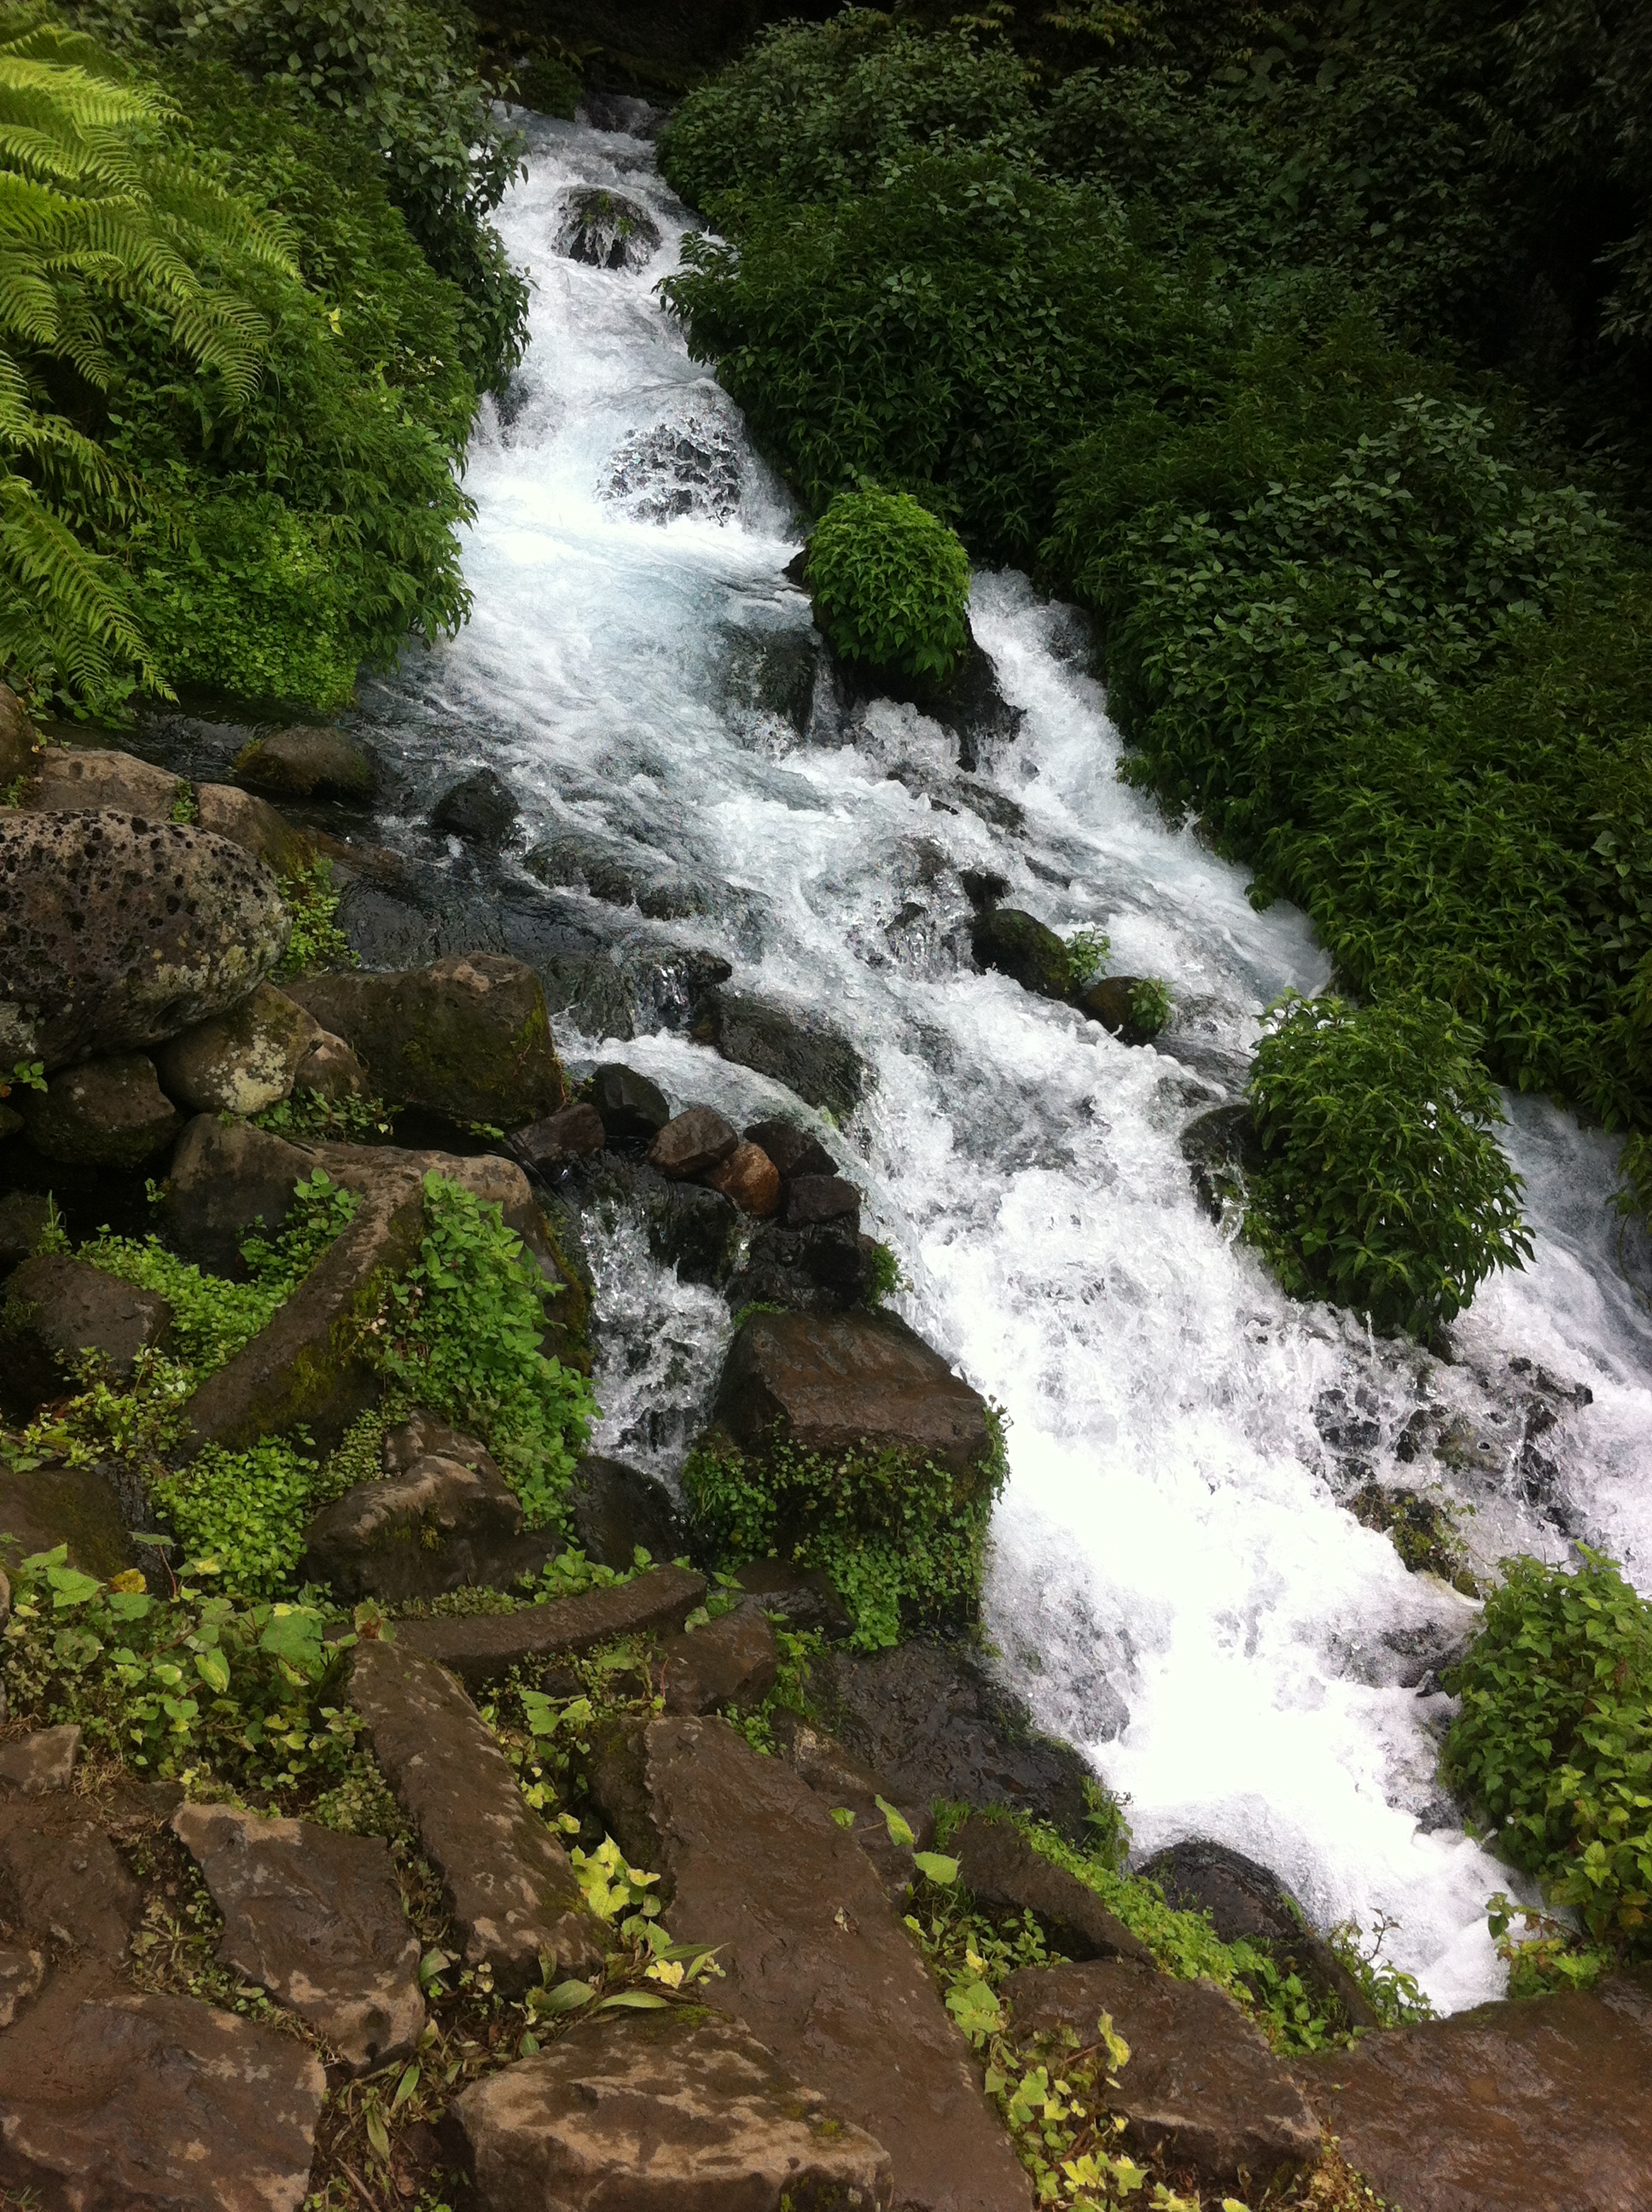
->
[366,113,1652,2011]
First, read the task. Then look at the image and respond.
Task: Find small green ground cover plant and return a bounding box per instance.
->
[683,1407,1009,1650]
[1442,1547,1652,1984]
[806,486,972,684]
[1245,991,1532,1336]
[273,858,353,979]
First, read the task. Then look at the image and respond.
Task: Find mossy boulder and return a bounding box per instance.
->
[19,1055,182,1168]
[286,955,565,1126]
[0,1464,132,1579]
[970,906,1071,1000]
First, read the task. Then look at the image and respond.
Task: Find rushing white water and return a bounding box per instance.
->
[367,113,1652,2011]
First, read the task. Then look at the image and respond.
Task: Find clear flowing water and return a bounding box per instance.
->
[369,114,1652,2011]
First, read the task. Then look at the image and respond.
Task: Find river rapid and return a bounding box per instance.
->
[363,111,1652,2012]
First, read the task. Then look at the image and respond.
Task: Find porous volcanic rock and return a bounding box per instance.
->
[568,1454,684,1569]
[392,1563,707,1692]
[15,744,184,818]
[195,783,315,876]
[1296,1967,1652,2212]
[654,1601,777,1715]
[589,1062,669,1144]
[971,907,1070,1000]
[156,982,318,1115]
[445,2005,893,2210]
[431,766,518,845]
[0,810,289,1071]
[286,953,564,1125]
[810,1642,1092,1836]
[172,1802,423,2073]
[18,1053,181,1167]
[234,724,375,800]
[586,1714,1032,2212]
[2,1255,172,1403]
[1003,1958,1323,2182]
[713,1308,992,1481]
[0,1965,326,2212]
[700,989,864,1117]
[647,1104,738,1180]
[709,1143,784,1219]
[953,1818,1155,1967]
[349,1640,604,1993]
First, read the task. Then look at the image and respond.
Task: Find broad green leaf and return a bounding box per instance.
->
[875,1794,915,1848]
[912,1850,959,1885]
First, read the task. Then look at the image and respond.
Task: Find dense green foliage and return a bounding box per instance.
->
[2,0,516,713]
[660,6,1652,1257]
[1443,1550,1652,1963]
[1245,992,1531,1331]
[684,1412,1008,1650]
[378,1172,596,1528]
[806,486,971,682]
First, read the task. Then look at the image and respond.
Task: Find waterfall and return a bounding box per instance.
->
[362,112,1652,2012]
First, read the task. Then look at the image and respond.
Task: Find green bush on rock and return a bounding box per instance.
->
[806,487,972,685]
[1245,991,1531,1336]
[1442,1549,1652,1969]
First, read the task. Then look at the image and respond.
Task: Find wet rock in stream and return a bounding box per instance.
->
[555,185,660,270]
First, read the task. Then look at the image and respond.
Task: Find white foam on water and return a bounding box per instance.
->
[374,115,1652,2011]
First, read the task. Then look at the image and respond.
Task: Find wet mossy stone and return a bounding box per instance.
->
[0,682,39,788]
[556,186,661,270]
[0,812,290,1071]
[0,1463,132,1579]
[18,1055,182,1169]
[970,906,1070,1001]
[233,725,376,803]
[285,955,565,1127]
[431,767,519,846]
[590,1063,669,1145]
[699,989,864,1119]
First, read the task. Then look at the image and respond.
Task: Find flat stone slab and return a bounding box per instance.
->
[0,1724,80,1796]
[172,1802,423,2073]
[350,1640,604,1994]
[0,1965,325,2212]
[714,1309,992,1482]
[655,1601,777,1716]
[1002,1959,1322,2183]
[445,2006,893,2211]
[301,1447,550,1604]
[0,1795,140,1963]
[395,1564,706,1692]
[954,1817,1155,1968]
[3,1254,172,1378]
[1296,1965,1652,2212]
[589,1714,1032,2212]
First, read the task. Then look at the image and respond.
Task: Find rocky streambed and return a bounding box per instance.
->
[2,100,1652,2212]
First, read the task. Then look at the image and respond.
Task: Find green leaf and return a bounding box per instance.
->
[829,1806,856,1830]
[391,2063,420,2110]
[46,1563,101,1609]
[539,1980,596,2012]
[875,1795,916,1848]
[194,1647,231,1695]
[912,1850,959,1885]
[599,1988,671,2010]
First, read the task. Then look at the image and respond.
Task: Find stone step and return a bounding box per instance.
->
[393,1563,706,1692]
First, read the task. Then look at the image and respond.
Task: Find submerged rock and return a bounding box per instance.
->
[555,185,661,270]
[1296,1967,1652,2212]
[234,724,376,801]
[1180,1101,1262,1223]
[1003,1958,1322,2182]
[0,812,289,1070]
[700,988,864,1117]
[971,906,1070,1000]
[606,416,742,523]
[445,2006,893,2212]
[431,765,518,845]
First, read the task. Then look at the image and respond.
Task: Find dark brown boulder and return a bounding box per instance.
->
[2,1254,171,1414]
[655,1601,777,1715]
[589,1062,668,1144]
[0,1964,325,2212]
[292,1028,366,1101]
[0,683,39,788]
[782,1171,860,1230]
[0,1945,44,2032]
[301,1447,552,1603]
[166,1113,314,1273]
[701,989,864,1118]
[952,1817,1155,1968]
[286,953,563,1125]
[713,1308,992,1483]
[970,908,1069,1000]
[743,1117,835,1183]
[349,1640,604,1994]
[431,766,518,845]
[568,1453,684,1568]
[810,1642,1091,1837]
[770,1710,930,1903]
[730,1556,852,1639]
[648,1104,739,1179]
[172,1802,423,2073]
[445,2005,893,2211]
[0,1191,51,1272]
[393,1563,707,1692]
[0,1726,79,1796]
[0,811,289,1071]
[195,783,315,877]
[1294,1967,1652,2212]
[1002,1958,1321,2183]
[510,1100,605,1173]
[0,1794,142,1962]
[18,1053,181,1167]
[234,723,376,800]
[590,1716,1032,2212]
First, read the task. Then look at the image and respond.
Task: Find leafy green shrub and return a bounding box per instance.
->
[683,1410,1008,1650]
[806,487,971,684]
[154,1434,318,1595]
[1126,977,1171,1038]
[275,858,353,978]
[1245,991,1531,1335]
[1443,1549,1652,1963]
[1062,928,1110,991]
[377,1173,595,1528]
